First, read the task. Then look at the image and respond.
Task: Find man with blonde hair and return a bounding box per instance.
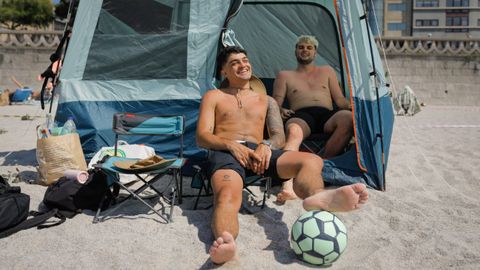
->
[273,35,353,203]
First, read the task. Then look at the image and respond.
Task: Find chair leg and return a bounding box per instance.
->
[169,186,176,222]
[193,174,213,210]
[261,177,271,209]
[244,186,256,197]
[93,195,106,224]
[178,170,183,204]
[175,169,182,205]
[116,181,170,223]
[193,182,205,210]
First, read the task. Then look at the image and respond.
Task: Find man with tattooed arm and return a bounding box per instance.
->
[196,46,368,264]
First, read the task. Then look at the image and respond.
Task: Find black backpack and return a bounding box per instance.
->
[0,168,113,239]
[0,176,61,239]
[43,168,113,218]
[0,176,30,231]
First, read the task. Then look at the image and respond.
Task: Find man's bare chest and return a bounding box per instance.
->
[287,75,329,96]
[216,94,266,121]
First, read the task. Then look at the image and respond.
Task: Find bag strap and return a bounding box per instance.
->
[0,209,65,239]
[36,210,67,229]
[0,175,20,194]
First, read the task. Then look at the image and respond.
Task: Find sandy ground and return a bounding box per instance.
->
[1,104,479,270]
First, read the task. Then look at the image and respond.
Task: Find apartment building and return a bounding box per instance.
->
[413,0,480,38]
[383,0,414,37]
[368,0,385,36]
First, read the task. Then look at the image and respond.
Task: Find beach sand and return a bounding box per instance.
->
[1,104,479,269]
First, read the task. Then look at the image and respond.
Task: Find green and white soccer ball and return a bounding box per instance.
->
[290,210,348,266]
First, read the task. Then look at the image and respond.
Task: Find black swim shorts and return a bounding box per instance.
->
[205,141,288,183]
[290,106,337,134]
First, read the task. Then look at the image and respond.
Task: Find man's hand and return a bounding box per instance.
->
[251,144,272,175]
[280,108,294,120]
[227,142,261,169]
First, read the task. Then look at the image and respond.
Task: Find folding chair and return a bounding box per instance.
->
[93,112,185,223]
[191,163,271,211]
[300,133,355,158]
[300,133,329,156]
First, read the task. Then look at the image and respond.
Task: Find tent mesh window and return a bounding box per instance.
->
[229,3,344,92]
[83,0,191,80]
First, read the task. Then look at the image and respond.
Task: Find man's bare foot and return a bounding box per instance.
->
[303,183,369,212]
[209,231,237,264]
[275,190,298,204]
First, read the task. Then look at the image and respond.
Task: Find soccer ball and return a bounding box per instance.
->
[290,210,347,265]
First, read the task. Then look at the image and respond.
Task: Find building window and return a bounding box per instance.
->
[388,3,406,11]
[477,18,480,26]
[446,0,469,7]
[446,11,469,26]
[416,0,439,7]
[387,23,407,31]
[416,19,439,26]
[445,10,469,32]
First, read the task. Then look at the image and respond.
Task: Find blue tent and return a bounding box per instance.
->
[56,0,394,190]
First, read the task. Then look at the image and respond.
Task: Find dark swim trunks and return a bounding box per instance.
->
[289,106,337,134]
[205,141,289,183]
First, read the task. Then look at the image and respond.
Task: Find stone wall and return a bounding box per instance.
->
[383,55,480,106]
[1,31,480,106]
[0,47,54,92]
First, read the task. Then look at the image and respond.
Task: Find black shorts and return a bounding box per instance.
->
[290,107,337,134]
[205,142,289,183]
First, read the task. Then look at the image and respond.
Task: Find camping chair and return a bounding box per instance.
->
[300,133,329,156]
[93,112,186,224]
[191,162,272,212]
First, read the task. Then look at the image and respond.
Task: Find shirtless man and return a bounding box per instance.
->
[273,35,353,203]
[196,46,367,264]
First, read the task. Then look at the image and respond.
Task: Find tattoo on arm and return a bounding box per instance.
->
[266,97,285,149]
[223,174,231,181]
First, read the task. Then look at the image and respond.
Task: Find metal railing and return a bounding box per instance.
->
[1,30,479,57]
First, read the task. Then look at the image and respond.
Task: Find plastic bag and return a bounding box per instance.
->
[88,141,155,183]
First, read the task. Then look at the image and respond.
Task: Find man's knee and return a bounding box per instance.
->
[214,188,242,208]
[340,114,353,134]
[341,111,353,128]
[286,123,304,140]
[331,111,353,134]
[301,154,323,170]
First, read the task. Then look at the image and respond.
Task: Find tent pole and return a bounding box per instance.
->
[48,0,77,113]
[360,0,386,190]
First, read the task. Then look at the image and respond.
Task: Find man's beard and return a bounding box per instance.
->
[296,55,314,65]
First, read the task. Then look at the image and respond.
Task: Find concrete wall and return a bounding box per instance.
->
[0,47,54,92]
[1,47,479,106]
[384,55,480,105]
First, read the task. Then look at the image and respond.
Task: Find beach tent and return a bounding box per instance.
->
[55,0,394,190]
